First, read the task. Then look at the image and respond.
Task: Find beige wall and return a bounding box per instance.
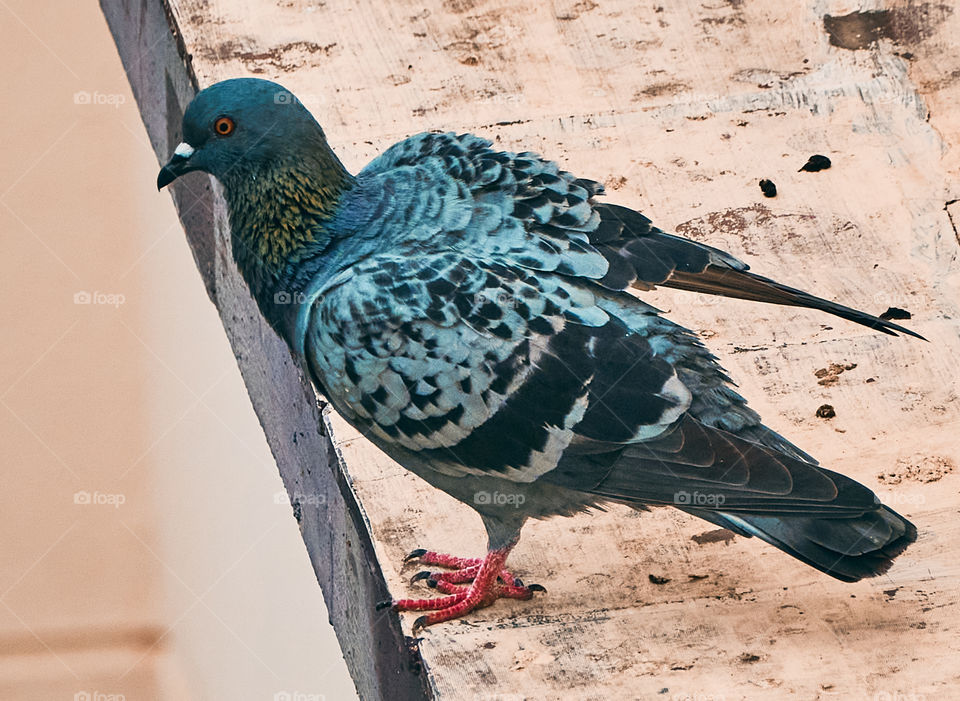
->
[0,2,356,699]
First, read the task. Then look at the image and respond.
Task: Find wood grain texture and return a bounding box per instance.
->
[108,0,959,697]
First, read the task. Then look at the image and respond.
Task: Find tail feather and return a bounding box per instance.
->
[557,416,921,582]
[590,202,926,340]
[689,505,917,582]
[665,268,926,340]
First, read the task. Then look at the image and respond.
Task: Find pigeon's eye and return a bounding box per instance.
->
[213,116,235,136]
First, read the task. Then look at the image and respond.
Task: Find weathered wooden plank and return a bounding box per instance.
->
[105,0,960,698]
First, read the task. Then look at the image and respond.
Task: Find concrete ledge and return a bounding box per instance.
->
[100,1,430,698]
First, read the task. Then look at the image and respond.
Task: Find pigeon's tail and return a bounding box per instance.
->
[662,268,926,340]
[590,203,926,340]
[551,416,920,582]
[686,505,918,582]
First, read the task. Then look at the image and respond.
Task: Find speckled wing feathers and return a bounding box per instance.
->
[305,252,690,483]
[545,414,879,514]
[360,132,608,277]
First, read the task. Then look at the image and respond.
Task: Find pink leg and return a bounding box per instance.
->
[406,549,521,586]
[405,549,480,570]
[430,579,537,599]
[383,545,545,632]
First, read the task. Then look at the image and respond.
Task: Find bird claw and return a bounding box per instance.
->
[412,615,430,636]
[404,548,428,563]
[410,570,433,584]
[387,545,549,631]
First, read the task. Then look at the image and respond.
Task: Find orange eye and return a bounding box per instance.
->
[213,116,235,136]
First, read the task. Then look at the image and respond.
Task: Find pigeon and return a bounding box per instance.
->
[159,78,921,632]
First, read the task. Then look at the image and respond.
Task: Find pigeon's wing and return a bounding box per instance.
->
[361,132,923,339]
[303,249,850,511]
[303,251,689,483]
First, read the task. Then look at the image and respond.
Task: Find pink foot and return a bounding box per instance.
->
[405,549,524,588]
[378,546,545,632]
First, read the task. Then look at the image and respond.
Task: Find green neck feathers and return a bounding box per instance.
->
[221,144,353,305]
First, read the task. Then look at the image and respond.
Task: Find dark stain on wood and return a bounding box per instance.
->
[691,528,737,545]
[823,5,952,50]
[879,306,912,320]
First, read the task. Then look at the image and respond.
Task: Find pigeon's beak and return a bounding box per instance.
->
[157,142,196,190]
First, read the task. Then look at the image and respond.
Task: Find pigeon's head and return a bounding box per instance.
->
[157,78,327,189]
